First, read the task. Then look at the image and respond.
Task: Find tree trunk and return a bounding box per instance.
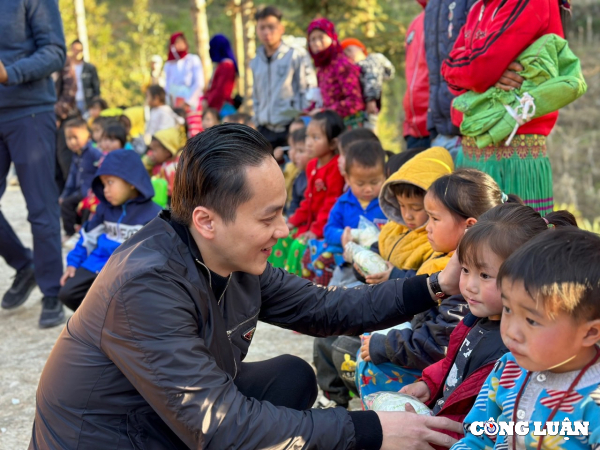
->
[231,0,245,99]
[364,0,376,39]
[240,0,255,112]
[74,0,90,61]
[190,0,212,85]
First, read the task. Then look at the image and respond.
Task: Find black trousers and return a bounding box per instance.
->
[235,354,318,410]
[58,267,97,311]
[60,192,83,236]
[313,336,361,406]
[0,111,63,297]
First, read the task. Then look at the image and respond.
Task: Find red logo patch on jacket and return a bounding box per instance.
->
[242,327,256,342]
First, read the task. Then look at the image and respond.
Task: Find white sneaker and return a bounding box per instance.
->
[62,234,80,250]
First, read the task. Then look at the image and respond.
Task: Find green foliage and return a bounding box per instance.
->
[59,0,423,148]
[60,0,167,107]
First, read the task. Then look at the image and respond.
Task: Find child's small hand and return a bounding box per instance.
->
[301,231,317,243]
[360,334,372,362]
[273,147,284,162]
[0,60,8,84]
[60,266,77,287]
[341,227,353,249]
[365,262,394,285]
[399,381,431,403]
[366,100,379,115]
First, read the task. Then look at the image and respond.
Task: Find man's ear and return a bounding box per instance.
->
[582,319,600,347]
[191,206,216,240]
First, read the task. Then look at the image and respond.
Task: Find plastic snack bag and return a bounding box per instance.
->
[363,392,433,415]
[350,216,380,247]
[345,242,388,275]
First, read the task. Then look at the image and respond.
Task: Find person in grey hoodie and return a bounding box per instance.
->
[250,6,315,153]
[0,0,67,328]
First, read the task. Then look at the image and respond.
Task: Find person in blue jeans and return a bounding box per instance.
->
[0,0,67,328]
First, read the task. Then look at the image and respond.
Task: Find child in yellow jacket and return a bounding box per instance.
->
[362,146,454,284]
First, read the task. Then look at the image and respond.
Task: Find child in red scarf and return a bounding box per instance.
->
[306,19,365,128]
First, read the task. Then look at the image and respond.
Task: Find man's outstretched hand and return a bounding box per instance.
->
[0,60,8,84]
[377,410,463,450]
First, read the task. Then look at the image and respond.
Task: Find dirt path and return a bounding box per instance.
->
[0,186,316,449]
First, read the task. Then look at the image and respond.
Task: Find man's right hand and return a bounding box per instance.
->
[377,411,463,450]
[0,60,7,84]
[60,266,77,287]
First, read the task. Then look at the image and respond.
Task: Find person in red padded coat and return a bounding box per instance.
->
[402,0,430,150]
[441,0,569,216]
[202,34,238,113]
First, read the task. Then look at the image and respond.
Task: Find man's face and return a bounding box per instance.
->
[71,43,84,61]
[211,158,289,276]
[256,16,284,49]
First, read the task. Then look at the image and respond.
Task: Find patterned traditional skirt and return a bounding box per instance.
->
[457,134,553,216]
[343,112,367,130]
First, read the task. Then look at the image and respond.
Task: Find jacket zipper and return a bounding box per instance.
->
[195,259,237,378]
[226,311,260,338]
[437,361,496,413]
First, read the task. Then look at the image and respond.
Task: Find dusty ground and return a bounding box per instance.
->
[0,186,318,449]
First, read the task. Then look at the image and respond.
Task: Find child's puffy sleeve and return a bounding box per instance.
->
[441,0,549,95]
[309,167,345,238]
[323,196,346,246]
[288,165,313,230]
[66,204,106,269]
[450,356,507,450]
[327,58,365,118]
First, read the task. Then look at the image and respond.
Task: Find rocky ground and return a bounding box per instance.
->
[0,185,320,449]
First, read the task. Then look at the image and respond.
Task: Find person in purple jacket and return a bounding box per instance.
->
[0,0,67,328]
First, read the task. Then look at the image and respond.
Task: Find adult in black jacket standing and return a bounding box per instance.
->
[30,124,463,450]
[70,39,100,114]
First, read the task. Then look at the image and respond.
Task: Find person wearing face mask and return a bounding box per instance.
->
[164,32,205,111]
[70,39,100,115]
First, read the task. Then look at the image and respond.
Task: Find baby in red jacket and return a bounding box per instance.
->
[399,203,575,440]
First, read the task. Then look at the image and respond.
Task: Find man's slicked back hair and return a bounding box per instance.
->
[171,123,273,225]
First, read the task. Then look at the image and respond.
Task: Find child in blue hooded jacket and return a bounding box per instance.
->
[304,140,387,285]
[58,150,161,311]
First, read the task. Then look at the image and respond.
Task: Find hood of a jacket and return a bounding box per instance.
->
[379,146,453,223]
[91,149,155,203]
[154,126,186,156]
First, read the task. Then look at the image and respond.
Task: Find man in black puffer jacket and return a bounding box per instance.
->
[30,124,463,450]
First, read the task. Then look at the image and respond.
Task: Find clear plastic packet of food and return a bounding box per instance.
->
[350,216,381,247]
[363,392,433,415]
[345,242,388,275]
